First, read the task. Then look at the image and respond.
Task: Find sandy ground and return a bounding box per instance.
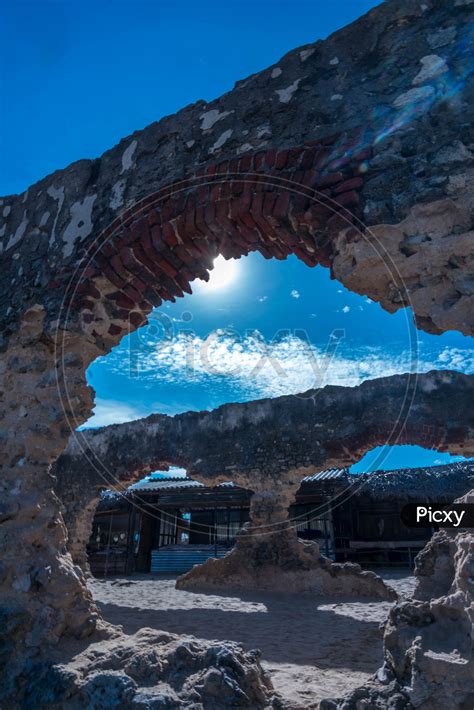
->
[90,569,415,709]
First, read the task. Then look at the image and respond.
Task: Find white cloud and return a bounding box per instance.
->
[342,305,351,314]
[98,331,474,405]
[258,296,268,302]
[436,347,474,370]
[290,289,300,299]
[82,396,192,429]
[83,399,149,429]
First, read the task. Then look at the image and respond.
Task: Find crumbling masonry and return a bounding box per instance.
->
[1,0,474,706]
[55,370,474,600]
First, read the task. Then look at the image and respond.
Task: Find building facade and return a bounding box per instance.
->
[87,462,474,576]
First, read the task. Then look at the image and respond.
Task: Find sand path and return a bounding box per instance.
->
[90,569,414,708]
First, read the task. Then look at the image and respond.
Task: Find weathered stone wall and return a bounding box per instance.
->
[54,369,474,595]
[379,489,474,710]
[55,370,474,487]
[1,0,473,341]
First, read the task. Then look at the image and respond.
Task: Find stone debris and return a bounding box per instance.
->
[321,492,474,709]
[19,628,281,708]
[176,525,397,600]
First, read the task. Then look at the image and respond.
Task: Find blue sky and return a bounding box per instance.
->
[1,0,380,196]
[2,0,472,472]
[88,252,473,472]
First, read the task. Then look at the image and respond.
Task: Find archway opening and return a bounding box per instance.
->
[4,141,474,709]
[71,238,473,591]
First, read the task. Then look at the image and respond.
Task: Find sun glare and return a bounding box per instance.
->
[199,255,239,292]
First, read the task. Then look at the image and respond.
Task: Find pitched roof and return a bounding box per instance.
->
[96,461,474,511]
[351,461,474,501]
[131,477,237,492]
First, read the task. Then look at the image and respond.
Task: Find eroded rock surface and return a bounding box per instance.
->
[1,0,473,341]
[321,492,474,709]
[177,526,396,600]
[55,370,474,486]
[333,188,474,337]
[20,627,280,709]
[54,369,474,594]
[176,471,396,598]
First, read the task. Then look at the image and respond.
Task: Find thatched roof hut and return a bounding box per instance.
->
[352,461,474,502]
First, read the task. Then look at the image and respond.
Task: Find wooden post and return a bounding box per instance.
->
[104,512,113,577]
[323,517,330,558]
[125,501,135,575]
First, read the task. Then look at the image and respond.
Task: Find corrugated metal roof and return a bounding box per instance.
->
[130,469,347,492]
[301,468,348,482]
[103,462,474,505]
[131,477,236,492]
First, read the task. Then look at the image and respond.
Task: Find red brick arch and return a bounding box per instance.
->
[51,133,372,340]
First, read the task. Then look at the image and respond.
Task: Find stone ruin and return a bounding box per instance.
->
[1,0,474,706]
[54,370,474,601]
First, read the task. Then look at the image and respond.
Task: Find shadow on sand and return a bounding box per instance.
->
[95,577,392,674]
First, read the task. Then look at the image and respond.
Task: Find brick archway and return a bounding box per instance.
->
[54,135,372,349]
[2,126,472,710]
[2,139,384,698]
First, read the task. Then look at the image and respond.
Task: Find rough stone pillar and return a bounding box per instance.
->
[231,474,311,584]
[60,494,102,576]
[177,468,395,598]
[381,490,474,709]
[321,491,474,709]
[0,307,100,697]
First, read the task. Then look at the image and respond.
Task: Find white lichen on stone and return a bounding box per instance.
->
[256,123,271,139]
[39,211,50,227]
[331,94,343,101]
[186,140,195,148]
[329,57,340,65]
[121,140,138,174]
[237,143,254,155]
[275,79,301,104]
[412,55,448,85]
[62,194,97,257]
[47,185,65,246]
[300,47,315,62]
[393,85,435,109]
[6,211,28,251]
[200,108,232,131]
[209,129,233,154]
[270,67,282,79]
[109,179,126,210]
[3,205,11,217]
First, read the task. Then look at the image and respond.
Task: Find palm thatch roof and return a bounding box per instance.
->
[352,461,474,502]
